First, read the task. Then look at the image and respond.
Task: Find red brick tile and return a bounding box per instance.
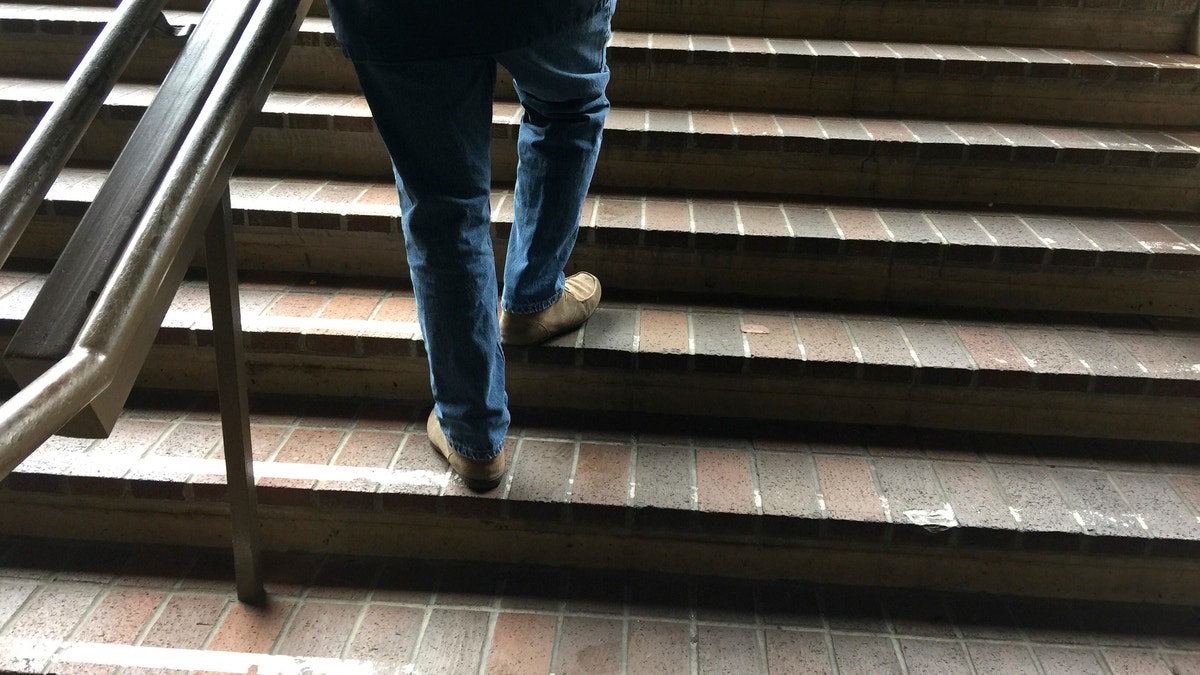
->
[1115,334,1194,379]
[1120,220,1194,254]
[845,319,914,381]
[75,588,165,645]
[627,620,691,675]
[205,600,295,654]
[638,309,689,355]
[756,451,821,518]
[933,461,1017,531]
[796,317,859,377]
[141,593,226,650]
[782,205,840,242]
[691,112,734,135]
[277,600,360,657]
[1101,648,1176,674]
[411,609,490,674]
[814,455,885,522]
[266,292,328,318]
[373,296,418,324]
[954,326,1034,388]
[342,604,423,670]
[692,200,739,237]
[508,439,573,517]
[739,204,789,240]
[744,314,799,362]
[318,295,379,321]
[902,322,975,386]
[1172,473,1200,513]
[260,429,344,490]
[831,634,902,675]
[1006,327,1090,389]
[765,629,831,673]
[992,464,1080,536]
[647,108,690,133]
[633,446,694,511]
[1058,329,1146,392]
[1108,472,1197,544]
[1034,646,1107,674]
[830,208,891,256]
[1054,468,1145,540]
[696,448,754,514]
[644,198,689,233]
[319,430,401,492]
[732,112,780,138]
[967,642,1040,675]
[819,117,872,141]
[873,457,945,526]
[572,443,630,507]
[691,311,745,372]
[486,612,556,675]
[899,639,972,673]
[552,616,623,675]
[697,625,764,674]
[0,580,38,627]
[0,583,104,671]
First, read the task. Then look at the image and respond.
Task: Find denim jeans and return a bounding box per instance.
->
[351,1,614,459]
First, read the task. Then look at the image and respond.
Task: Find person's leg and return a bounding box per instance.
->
[351,57,509,464]
[496,0,615,315]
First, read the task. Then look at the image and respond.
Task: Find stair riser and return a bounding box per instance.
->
[76,343,1199,443]
[6,109,1199,213]
[2,492,1196,604]
[16,213,1200,317]
[7,33,1199,126]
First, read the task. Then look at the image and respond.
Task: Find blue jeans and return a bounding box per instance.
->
[351,1,613,459]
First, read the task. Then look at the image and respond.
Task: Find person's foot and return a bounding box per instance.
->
[500,272,601,346]
[426,410,507,492]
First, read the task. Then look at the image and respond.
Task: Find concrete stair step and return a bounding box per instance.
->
[2,392,1198,604]
[11,165,1200,317]
[16,0,1196,51]
[5,5,1200,125]
[5,77,1200,211]
[0,268,1196,441]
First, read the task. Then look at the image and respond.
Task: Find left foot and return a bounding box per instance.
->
[426,410,507,492]
[500,272,602,346]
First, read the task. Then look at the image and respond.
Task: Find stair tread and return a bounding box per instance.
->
[7,3,1200,72]
[6,392,1198,555]
[16,165,1200,263]
[5,75,1200,156]
[0,267,1196,393]
[6,4,1200,73]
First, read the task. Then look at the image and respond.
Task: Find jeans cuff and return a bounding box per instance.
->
[502,288,563,315]
[445,432,504,461]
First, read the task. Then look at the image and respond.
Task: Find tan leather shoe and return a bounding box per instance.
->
[500,272,601,346]
[426,410,506,492]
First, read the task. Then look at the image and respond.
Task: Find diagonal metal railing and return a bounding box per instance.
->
[0,0,313,603]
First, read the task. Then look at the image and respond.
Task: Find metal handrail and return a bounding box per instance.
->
[0,0,312,602]
[0,0,176,269]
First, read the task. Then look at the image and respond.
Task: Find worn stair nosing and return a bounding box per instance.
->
[1,395,1197,603]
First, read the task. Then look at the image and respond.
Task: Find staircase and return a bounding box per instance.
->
[1,0,1199,630]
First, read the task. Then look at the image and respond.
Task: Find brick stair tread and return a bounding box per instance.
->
[15,165,1200,270]
[5,392,1198,558]
[2,538,1198,675]
[9,0,1196,52]
[5,75,1200,161]
[0,267,1197,395]
[6,4,1200,79]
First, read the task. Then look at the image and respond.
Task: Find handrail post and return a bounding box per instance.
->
[205,188,264,604]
